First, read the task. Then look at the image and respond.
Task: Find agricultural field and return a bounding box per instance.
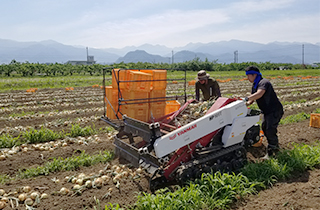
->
[0,69,319,210]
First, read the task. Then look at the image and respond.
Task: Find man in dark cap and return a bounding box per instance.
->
[244,66,283,159]
[195,70,221,101]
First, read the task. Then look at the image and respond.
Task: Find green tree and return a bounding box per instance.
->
[5,60,20,76]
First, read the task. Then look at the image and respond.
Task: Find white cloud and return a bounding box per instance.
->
[208,14,320,44]
[0,0,319,48]
[231,0,295,12]
[72,9,230,48]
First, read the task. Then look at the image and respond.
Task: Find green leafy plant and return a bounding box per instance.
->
[69,124,97,137]
[23,127,64,144]
[0,174,12,184]
[133,143,320,210]
[0,123,105,149]
[195,172,262,209]
[18,150,113,179]
[134,172,261,210]
[280,112,310,125]
[0,134,22,148]
[134,185,205,210]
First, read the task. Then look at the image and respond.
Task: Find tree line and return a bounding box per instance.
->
[0,59,318,77]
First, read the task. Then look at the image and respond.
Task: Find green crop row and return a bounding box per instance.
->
[0,124,99,148]
[245,104,319,125]
[0,75,109,92]
[18,150,113,179]
[0,150,113,184]
[117,142,320,210]
[280,108,320,125]
[1,67,319,92]
[1,60,318,78]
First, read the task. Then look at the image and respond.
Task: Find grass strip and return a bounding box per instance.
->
[130,143,320,210]
[280,112,310,124]
[243,107,319,125]
[69,123,97,137]
[241,143,320,186]
[0,174,13,185]
[280,108,320,125]
[196,172,263,210]
[23,127,65,144]
[0,76,110,92]
[134,173,262,210]
[18,150,113,179]
[0,134,22,148]
[1,69,319,91]
[0,124,99,148]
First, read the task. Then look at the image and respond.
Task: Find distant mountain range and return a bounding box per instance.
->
[0,39,319,64]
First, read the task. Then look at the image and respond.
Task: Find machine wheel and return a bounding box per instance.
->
[202,165,212,174]
[149,175,168,193]
[235,147,246,158]
[176,166,195,184]
[243,125,260,148]
[149,169,170,192]
[231,159,243,171]
[195,168,203,179]
[220,161,232,173]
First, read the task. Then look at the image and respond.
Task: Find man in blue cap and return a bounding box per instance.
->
[244,66,283,159]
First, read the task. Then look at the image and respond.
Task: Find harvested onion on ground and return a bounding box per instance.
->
[73,184,81,190]
[85,180,92,188]
[18,193,27,202]
[30,191,39,200]
[93,178,103,188]
[41,193,48,199]
[59,187,69,195]
[24,198,33,206]
[23,186,31,193]
[0,201,6,209]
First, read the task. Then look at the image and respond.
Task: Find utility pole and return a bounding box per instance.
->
[86,47,89,62]
[302,44,305,68]
[172,50,174,64]
[234,50,238,63]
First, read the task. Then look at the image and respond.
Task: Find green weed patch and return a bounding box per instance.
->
[18,150,113,179]
[131,143,320,210]
[23,127,65,144]
[69,123,97,137]
[0,134,22,148]
[0,124,99,148]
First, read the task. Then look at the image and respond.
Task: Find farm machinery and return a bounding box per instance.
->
[101,68,261,190]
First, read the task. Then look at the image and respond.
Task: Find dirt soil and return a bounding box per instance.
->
[237,121,320,210]
[0,120,319,210]
[0,80,319,210]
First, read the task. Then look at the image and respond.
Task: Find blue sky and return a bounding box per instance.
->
[0,0,319,48]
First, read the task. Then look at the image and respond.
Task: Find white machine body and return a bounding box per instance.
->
[153,100,259,158]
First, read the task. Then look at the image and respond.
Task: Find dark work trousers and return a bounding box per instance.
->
[261,110,284,149]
